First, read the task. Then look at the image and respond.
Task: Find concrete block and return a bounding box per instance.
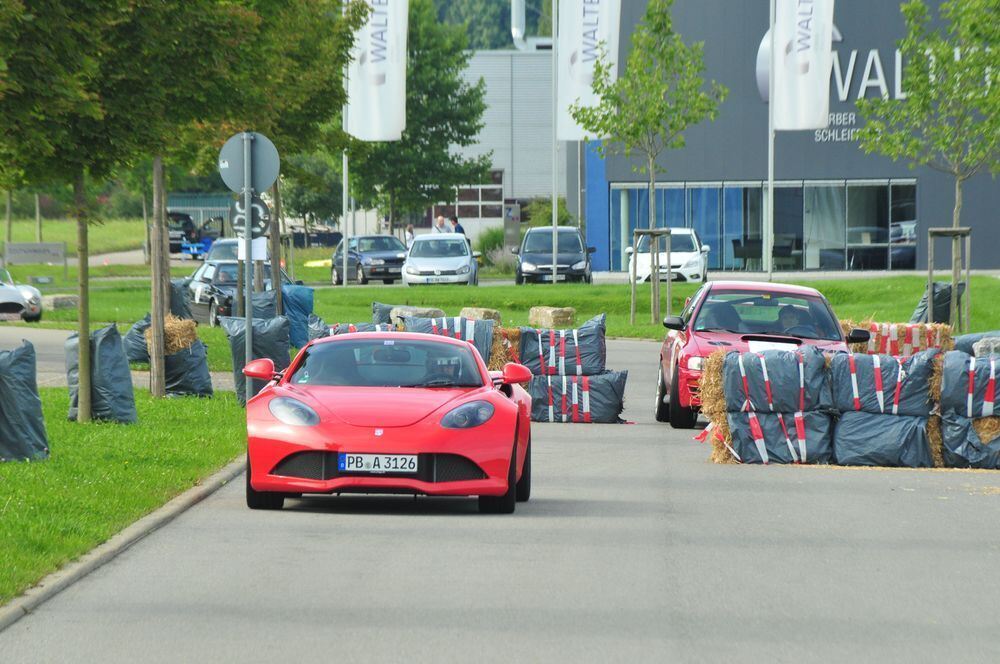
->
[389,306,446,326]
[973,337,1000,357]
[42,294,78,310]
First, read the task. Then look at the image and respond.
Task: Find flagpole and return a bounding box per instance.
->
[766,0,776,280]
[341,4,350,288]
[551,0,559,285]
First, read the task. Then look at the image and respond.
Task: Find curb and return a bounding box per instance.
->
[0,456,247,634]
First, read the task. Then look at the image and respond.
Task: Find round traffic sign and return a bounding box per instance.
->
[230,196,271,239]
[218,132,280,194]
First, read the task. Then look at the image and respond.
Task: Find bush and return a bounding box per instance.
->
[475,227,506,264]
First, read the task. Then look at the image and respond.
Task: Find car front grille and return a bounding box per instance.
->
[269,452,486,483]
[418,269,458,276]
[0,302,24,314]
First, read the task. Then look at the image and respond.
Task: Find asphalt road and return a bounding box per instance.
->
[3,338,1000,662]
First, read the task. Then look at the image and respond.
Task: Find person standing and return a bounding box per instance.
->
[432,215,448,233]
[450,215,465,235]
[405,224,415,248]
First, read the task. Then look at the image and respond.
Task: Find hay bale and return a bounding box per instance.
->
[928,353,943,405]
[699,350,735,464]
[460,307,502,324]
[853,321,953,356]
[389,306,445,326]
[488,327,521,371]
[42,294,79,310]
[927,415,944,468]
[528,306,575,329]
[972,416,1000,446]
[144,314,197,355]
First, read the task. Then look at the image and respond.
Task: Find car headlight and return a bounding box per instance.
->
[686,356,704,371]
[361,256,372,265]
[571,260,586,270]
[441,400,495,429]
[683,256,700,269]
[369,258,385,265]
[19,288,40,305]
[521,261,537,272]
[405,265,419,275]
[457,264,470,274]
[268,397,320,427]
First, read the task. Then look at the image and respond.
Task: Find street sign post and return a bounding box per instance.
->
[230,196,271,239]
[219,132,280,401]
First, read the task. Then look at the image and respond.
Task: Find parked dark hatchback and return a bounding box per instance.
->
[513,227,595,284]
[331,235,408,285]
[187,260,293,327]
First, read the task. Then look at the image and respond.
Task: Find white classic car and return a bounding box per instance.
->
[0,269,42,322]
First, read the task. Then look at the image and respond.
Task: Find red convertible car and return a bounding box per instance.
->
[243,332,534,513]
[656,280,870,428]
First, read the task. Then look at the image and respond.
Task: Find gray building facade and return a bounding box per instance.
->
[582,0,998,273]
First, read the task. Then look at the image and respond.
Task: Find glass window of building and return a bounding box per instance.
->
[723,186,762,270]
[803,184,846,270]
[774,186,804,271]
[688,186,721,269]
[847,184,889,269]
[890,183,917,270]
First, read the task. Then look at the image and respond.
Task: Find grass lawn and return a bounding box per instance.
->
[1,218,146,256]
[0,388,245,605]
[12,275,1000,373]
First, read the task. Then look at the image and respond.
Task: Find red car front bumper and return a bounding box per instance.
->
[248,419,513,497]
[677,367,702,409]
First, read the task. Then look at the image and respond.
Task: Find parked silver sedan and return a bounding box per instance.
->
[0,269,42,322]
[403,233,480,286]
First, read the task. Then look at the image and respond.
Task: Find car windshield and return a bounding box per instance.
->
[410,238,469,258]
[522,231,583,254]
[357,236,405,253]
[692,290,841,341]
[290,339,483,388]
[636,234,696,253]
[207,242,238,261]
[0,269,12,285]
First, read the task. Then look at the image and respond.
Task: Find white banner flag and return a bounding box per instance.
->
[556,0,621,141]
[772,0,835,131]
[346,0,408,141]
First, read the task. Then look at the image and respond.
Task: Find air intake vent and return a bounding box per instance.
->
[269,452,486,483]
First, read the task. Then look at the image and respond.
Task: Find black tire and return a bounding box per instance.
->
[331,267,342,285]
[479,444,517,514]
[356,265,368,285]
[669,363,698,429]
[654,363,670,422]
[246,456,284,510]
[209,301,219,328]
[516,438,531,502]
[382,279,395,285]
[515,272,524,285]
[23,313,42,323]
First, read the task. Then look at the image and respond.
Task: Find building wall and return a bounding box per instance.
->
[586,0,998,271]
[455,51,567,200]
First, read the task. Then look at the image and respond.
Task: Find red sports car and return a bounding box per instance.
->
[243,332,534,513]
[656,280,870,428]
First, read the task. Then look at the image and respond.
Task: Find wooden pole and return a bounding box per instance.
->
[630,229,638,325]
[74,174,92,422]
[35,193,42,243]
[149,156,166,398]
[270,181,283,315]
[4,190,11,246]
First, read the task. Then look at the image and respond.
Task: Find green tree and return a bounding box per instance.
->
[570,0,726,322]
[283,152,343,224]
[856,0,1000,327]
[352,0,491,231]
[435,0,511,50]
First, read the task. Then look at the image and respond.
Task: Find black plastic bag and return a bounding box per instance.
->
[331,322,396,334]
[169,279,194,320]
[251,290,277,320]
[909,281,965,324]
[833,411,933,467]
[282,285,314,348]
[941,414,1000,469]
[726,411,834,464]
[165,340,213,397]
[940,350,1000,418]
[0,341,49,462]
[307,313,331,341]
[66,324,138,423]
[723,345,831,413]
[519,314,607,376]
[829,349,937,417]
[528,370,628,423]
[220,316,291,405]
[123,314,151,364]
[372,301,403,325]
[402,316,494,364]
[954,331,1000,355]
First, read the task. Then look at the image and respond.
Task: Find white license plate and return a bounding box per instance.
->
[388,267,401,273]
[0,313,21,321]
[539,274,567,282]
[426,276,451,283]
[338,453,417,474]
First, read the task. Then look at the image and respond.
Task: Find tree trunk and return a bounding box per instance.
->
[35,193,42,243]
[389,191,395,236]
[950,176,963,329]
[74,174,92,423]
[142,194,150,265]
[4,190,11,246]
[648,155,659,323]
[270,181,283,315]
[149,157,166,398]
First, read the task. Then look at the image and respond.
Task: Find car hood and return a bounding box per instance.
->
[631,250,701,266]
[282,384,477,427]
[405,255,470,269]
[359,249,407,261]
[0,284,27,304]
[687,329,848,356]
[520,251,585,265]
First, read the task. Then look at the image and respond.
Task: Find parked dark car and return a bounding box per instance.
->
[203,238,271,263]
[512,227,595,284]
[331,234,408,285]
[187,260,293,326]
[167,211,195,253]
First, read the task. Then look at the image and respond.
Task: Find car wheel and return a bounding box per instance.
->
[356,265,368,285]
[331,267,341,285]
[245,456,284,510]
[516,438,531,502]
[479,444,517,514]
[669,363,698,429]
[514,272,523,285]
[654,363,670,423]
[209,301,219,328]
[382,279,394,285]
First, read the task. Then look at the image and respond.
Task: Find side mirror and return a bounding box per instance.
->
[295,280,304,285]
[625,246,634,255]
[663,316,685,331]
[846,328,871,344]
[501,362,532,385]
[472,251,482,258]
[587,246,597,254]
[243,358,277,380]
[701,245,711,253]
[510,247,520,255]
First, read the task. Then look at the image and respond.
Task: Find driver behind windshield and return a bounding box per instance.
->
[778,305,815,334]
[424,351,462,383]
